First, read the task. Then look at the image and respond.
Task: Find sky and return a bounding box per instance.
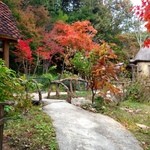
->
[130,0,142,6]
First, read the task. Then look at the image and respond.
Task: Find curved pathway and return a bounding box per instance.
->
[43,100,143,150]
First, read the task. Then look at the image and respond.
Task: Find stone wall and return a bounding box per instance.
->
[137,62,150,77]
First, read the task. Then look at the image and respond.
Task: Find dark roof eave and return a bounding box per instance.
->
[132,60,150,63]
[0,34,19,41]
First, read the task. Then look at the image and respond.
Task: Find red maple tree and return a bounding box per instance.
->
[133,0,150,47]
[36,33,64,61]
[48,21,119,101]
[47,20,99,69]
[14,39,32,61]
[14,39,33,75]
[35,32,64,73]
[50,20,99,51]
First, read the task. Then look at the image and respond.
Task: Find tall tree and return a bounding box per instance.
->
[94,0,133,41]
[14,39,33,75]
[64,0,133,42]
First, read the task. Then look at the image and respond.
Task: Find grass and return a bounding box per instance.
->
[102,101,150,150]
[3,106,59,150]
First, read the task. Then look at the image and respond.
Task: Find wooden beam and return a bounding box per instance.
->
[3,40,9,67]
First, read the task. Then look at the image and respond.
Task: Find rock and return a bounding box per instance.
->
[71,97,92,106]
[43,101,143,150]
[136,123,150,130]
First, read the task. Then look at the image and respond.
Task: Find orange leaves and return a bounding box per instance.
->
[36,20,119,100]
[50,20,98,51]
[72,21,97,38]
[90,42,119,98]
[94,42,117,59]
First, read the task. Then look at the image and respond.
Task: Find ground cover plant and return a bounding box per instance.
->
[102,101,150,150]
[3,106,58,150]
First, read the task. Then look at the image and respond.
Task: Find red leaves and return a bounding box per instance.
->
[132,0,150,47]
[133,0,150,31]
[14,39,33,62]
[36,47,50,60]
[36,36,64,60]
[144,38,150,47]
[50,20,99,52]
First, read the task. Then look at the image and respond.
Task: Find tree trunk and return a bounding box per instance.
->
[56,83,60,98]
[33,55,40,75]
[91,88,96,104]
[47,87,51,99]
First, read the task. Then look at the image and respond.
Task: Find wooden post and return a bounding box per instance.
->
[3,40,9,68]
[0,104,4,150]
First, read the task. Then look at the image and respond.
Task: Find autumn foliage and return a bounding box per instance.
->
[14,39,33,74]
[89,42,119,101]
[92,43,118,91]
[14,20,119,101]
[48,20,119,100]
[14,39,32,62]
[50,20,99,51]
[133,0,150,47]
[36,36,64,61]
[47,20,100,67]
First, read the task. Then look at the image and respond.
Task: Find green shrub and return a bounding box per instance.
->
[0,59,32,112]
[125,81,150,102]
[0,59,18,102]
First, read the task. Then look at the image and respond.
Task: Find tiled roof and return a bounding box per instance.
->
[0,1,20,40]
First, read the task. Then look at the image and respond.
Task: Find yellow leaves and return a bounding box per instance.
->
[93,42,117,61]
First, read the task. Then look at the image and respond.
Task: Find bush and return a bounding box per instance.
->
[0,59,18,102]
[125,81,150,102]
[0,59,32,112]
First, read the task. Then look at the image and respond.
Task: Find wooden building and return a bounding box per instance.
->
[130,47,150,79]
[0,1,20,67]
